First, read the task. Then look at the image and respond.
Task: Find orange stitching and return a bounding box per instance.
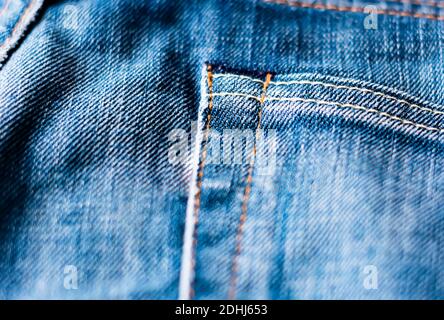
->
[228,73,272,300]
[387,0,444,9]
[0,0,38,51]
[264,0,444,21]
[189,65,214,299]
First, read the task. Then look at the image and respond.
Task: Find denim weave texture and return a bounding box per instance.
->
[0,0,443,299]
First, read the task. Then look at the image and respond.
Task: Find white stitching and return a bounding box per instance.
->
[211,92,261,101]
[212,74,444,116]
[212,73,265,85]
[206,92,443,133]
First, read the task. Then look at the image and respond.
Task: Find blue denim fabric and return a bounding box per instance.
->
[191,70,444,299]
[0,0,443,299]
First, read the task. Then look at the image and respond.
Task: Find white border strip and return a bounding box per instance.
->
[178,65,209,300]
[0,0,45,66]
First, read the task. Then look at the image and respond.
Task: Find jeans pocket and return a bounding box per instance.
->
[181,65,444,299]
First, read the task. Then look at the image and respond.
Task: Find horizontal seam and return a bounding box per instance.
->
[387,0,444,9]
[213,73,266,85]
[205,92,444,133]
[263,0,444,21]
[212,74,444,116]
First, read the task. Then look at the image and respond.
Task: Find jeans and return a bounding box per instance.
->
[0,0,443,299]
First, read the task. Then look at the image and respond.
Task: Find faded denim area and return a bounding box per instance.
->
[0,0,443,299]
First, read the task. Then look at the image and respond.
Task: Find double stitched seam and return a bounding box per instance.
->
[264,0,444,21]
[206,92,444,133]
[0,0,38,51]
[212,74,444,116]
[228,73,272,300]
[189,65,214,299]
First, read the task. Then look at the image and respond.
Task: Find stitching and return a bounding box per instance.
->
[210,92,260,101]
[263,0,444,21]
[271,81,444,116]
[212,73,266,85]
[189,65,214,299]
[387,0,444,9]
[206,92,444,133]
[266,96,443,132]
[228,73,273,300]
[212,74,444,116]
[0,0,38,51]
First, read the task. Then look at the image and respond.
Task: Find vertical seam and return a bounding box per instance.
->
[228,72,272,300]
[189,65,214,299]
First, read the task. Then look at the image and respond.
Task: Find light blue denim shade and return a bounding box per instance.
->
[0,0,443,299]
[194,72,443,299]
